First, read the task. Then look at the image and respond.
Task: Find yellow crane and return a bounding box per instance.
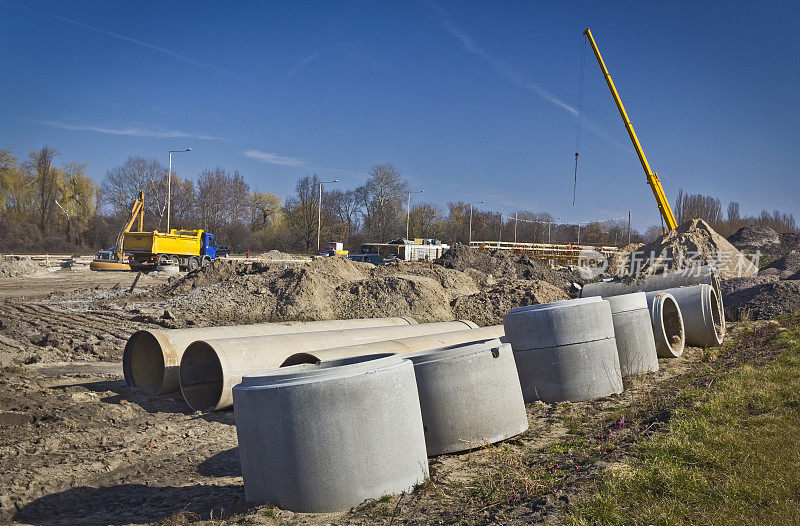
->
[89,190,144,271]
[583,27,678,231]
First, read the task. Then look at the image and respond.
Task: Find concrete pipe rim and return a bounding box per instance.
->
[506,296,602,316]
[240,353,403,388]
[179,341,224,412]
[405,338,504,365]
[707,287,725,345]
[123,330,166,394]
[605,292,648,314]
[656,294,685,358]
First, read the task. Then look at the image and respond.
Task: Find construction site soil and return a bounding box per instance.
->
[0,232,796,524]
[0,256,48,279]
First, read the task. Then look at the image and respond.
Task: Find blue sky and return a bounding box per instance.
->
[1,0,798,230]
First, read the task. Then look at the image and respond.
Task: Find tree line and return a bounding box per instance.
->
[2,145,797,254]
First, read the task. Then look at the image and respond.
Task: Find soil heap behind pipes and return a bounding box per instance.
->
[727,225,781,252]
[621,219,758,279]
[158,255,572,327]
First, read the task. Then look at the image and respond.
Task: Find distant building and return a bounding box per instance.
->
[360,238,450,262]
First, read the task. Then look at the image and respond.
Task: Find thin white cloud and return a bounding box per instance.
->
[244,150,306,167]
[4,1,223,72]
[36,120,225,141]
[425,1,630,152]
[287,52,319,78]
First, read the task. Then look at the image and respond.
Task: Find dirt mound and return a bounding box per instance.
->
[0,256,45,278]
[622,219,758,279]
[258,249,295,260]
[727,225,780,251]
[435,243,579,290]
[721,279,800,321]
[451,280,568,327]
[760,250,800,279]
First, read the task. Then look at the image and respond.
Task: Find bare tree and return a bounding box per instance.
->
[284,174,320,252]
[197,167,250,234]
[363,163,407,241]
[101,156,166,223]
[28,146,60,234]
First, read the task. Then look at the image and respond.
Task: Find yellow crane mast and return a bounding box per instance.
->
[582,27,678,231]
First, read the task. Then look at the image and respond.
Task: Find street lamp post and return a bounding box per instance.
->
[468,200,485,245]
[514,210,530,245]
[406,189,424,240]
[167,148,191,232]
[317,179,338,253]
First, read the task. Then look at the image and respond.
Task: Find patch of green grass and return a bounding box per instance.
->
[568,316,800,525]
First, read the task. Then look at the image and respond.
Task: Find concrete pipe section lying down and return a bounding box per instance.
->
[581,265,721,305]
[281,325,506,366]
[180,320,478,411]
[605,293,659,377]
[405,339,528,456]
[645,291,685,358]
[123,316,416,396]
[661,284,725,348]
[232,353,428,512]
[503,298,623,403]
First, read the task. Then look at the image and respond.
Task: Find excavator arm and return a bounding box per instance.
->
[113,190,145,261]
[583,27,678,232]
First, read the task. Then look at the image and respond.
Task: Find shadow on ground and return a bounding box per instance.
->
[197,447,241,478]
[15,483,246,525]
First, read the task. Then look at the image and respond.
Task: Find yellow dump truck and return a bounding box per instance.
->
[123,229,218,271]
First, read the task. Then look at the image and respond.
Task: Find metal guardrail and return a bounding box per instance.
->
[469,241,619,262]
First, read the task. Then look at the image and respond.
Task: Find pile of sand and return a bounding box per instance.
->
[159,254,571,326]
[258,249,296,260]
[452,280,568,327]
[0,256,45,279]
[620,219,758,279]
[435,243,581,289]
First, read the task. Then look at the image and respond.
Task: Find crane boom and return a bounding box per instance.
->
[582,27,678,231]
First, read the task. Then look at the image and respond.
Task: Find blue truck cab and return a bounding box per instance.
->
[202,232,217,259]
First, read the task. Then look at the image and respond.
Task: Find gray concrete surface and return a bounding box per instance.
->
[503,298,623,403]
[581,265,721,303]
[123,317,417,395]
[605,293,659,377]
[645,291,685,358]
[406,339,528,456]
[280,325,505,366]
[179,320,478,411]
[232,353,428,512]
[661,284,725,347]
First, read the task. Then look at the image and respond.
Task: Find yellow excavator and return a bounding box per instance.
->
[89,190,144,271]
[583,27,678,232]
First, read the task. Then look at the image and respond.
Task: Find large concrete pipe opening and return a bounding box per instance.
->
[122,317,418,395]
[646,292,685,358]
[123,331,168,394]
[180,320,478,411]
[178,342,224,413]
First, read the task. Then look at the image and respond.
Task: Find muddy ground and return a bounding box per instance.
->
[0,254,731,526]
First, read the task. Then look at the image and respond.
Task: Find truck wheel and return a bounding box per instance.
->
[188,257,200,271]
[201,256,211,267]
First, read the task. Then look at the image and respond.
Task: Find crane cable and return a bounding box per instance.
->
[573,36,588,206]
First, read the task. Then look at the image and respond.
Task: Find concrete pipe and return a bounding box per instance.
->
[180,320,478,411]
[405,339,528,456]
[123,316,416,395]
[661,285,724,348]
[645,291,685,358]
[605,293,659,377]
[233,353,428,512]
[281,325,505,366]
[581,265,721,304]
[502,298,623,403]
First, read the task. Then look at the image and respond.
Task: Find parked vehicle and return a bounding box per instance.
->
[216,245,231,257]
[348,253,385,266]
[123,229,217,271]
